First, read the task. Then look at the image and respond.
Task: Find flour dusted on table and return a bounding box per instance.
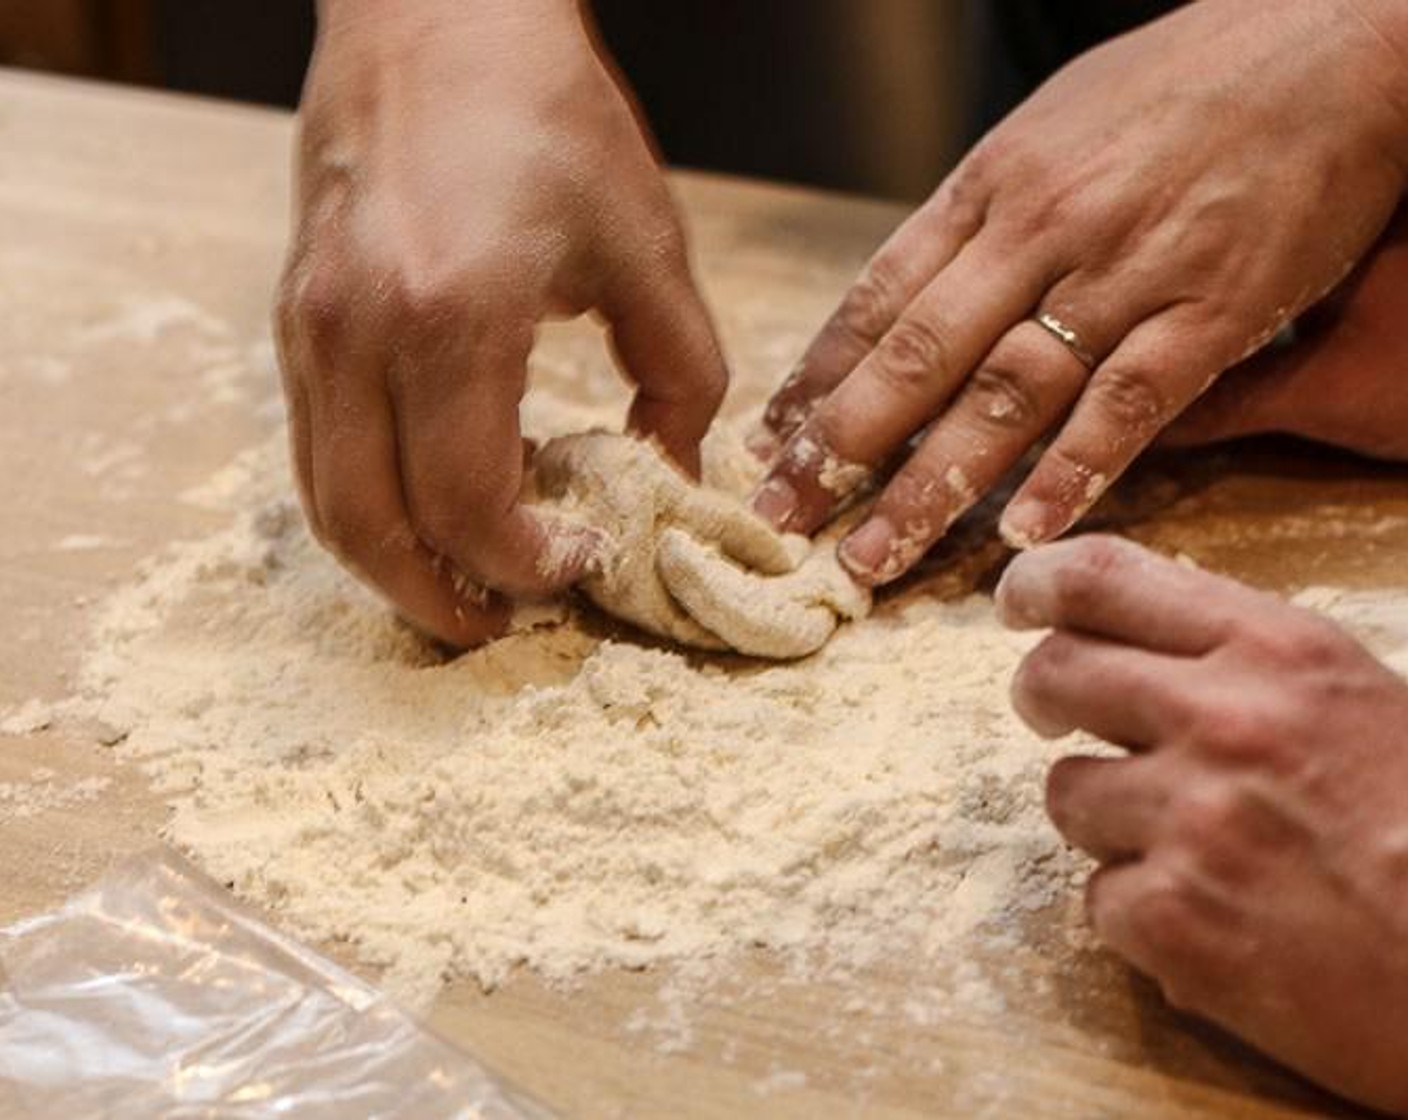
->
[63,411,1085,1009]
[59,413,1408,1016]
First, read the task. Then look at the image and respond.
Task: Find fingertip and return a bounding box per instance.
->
[376,548,513,652]
[624,404,703,479]
[998,498,1050,551]
[611,274,730,478]
[838,515,929,587]
[1000,452,1113,549]
[838,517,891,585]
[994,548,1052,631]
[433,595,513,651]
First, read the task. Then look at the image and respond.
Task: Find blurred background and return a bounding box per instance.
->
[0,1,1169,202]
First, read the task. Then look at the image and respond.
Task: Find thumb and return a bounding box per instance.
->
[604,266,729,478]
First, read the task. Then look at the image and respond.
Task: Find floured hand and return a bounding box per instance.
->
[999,536,1408,1115]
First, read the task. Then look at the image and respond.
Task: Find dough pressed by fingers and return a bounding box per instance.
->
[535,431,869,658]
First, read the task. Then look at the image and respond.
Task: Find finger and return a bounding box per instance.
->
[277,254,509,646]
[604,266,729,479]
[1045,755,1170,863]
[275,256,336,533]
[997,304,1241,547]
[752,238,1049,534]
[995,535,1282,656]
[393,323,605,599]
[302,360,510,649]
[1011,631,1194,745]
[761,171,987,444]
[275,325,319,529]
[1084,858,1232,1016]
[835,318,1088,584]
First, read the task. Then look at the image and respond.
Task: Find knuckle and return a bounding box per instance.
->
[834,259,905,347]
[963,131,1021,187]
[1171,787,1243,855]
[279,257,351,354]
[932,162,987,228]
[874,316,953,396]
[383,263,469,333]
[1124,874,1200,963]
[968,361,1041,430]
[1188,701,1280,765]
[1254,613,1354,672]
[1091,365,1170,434]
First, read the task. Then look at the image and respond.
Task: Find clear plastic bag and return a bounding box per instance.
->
[0,849,550,1119]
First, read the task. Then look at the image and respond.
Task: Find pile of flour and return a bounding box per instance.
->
[61,403,1408,1015]
[64,417,1089,1010]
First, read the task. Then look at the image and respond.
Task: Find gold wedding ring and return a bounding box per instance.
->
[1033,311,1096,370]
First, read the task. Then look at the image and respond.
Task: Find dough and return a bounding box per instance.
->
[535,432,869,658]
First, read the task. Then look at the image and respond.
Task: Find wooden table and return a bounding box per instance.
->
[3,70,1407,1118]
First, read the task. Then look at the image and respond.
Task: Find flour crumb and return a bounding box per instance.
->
[0,771,110,821]
[1,698,55,735]
[55,533,113,553]
[754,1067,809,1096]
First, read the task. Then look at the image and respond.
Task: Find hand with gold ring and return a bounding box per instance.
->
[751,0,1408,583]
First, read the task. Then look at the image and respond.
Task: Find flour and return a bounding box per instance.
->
[56,412,1085,1012]
[0,769,110,822]
[0,699,55,736]
[52,403,1408,1023]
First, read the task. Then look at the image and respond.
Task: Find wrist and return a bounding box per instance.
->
[317,0,584,39]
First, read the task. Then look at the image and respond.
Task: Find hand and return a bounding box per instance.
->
[1164,205,1408,460]
[998,535,1408,1114]
[275,0,727,646]
[752,0,1408,585]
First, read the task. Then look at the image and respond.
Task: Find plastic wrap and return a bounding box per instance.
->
[0,849,550,1119]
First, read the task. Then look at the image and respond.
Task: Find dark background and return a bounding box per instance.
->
[0,2,1169,201]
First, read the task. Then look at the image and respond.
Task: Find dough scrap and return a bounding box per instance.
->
[535,432,869,658]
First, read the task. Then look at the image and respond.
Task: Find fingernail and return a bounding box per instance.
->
[999,500,1048,550]
[993,559,1040,629]
[745,424,781,464]
[752,477,799,530]
[839,516,894,582]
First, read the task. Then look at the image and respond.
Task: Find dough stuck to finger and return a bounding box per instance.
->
[535,430,870,658]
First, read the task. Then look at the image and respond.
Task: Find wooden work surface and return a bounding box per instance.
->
[3,71,1408,1118]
